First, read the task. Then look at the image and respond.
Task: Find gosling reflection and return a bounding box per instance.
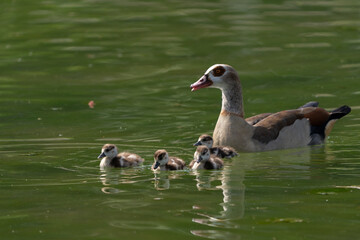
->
[99,168,144,194]
[153,172,170,190]
[153,171,185,190]
[190,169,222,191]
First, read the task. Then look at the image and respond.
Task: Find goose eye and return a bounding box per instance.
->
[213,66,225,76]
[105,149,109,152]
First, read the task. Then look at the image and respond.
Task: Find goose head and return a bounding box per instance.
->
[190,64,239,91]
[194,146,211,163]
[153,149,169,169]
[193,134,213,148]
[98,144,118,159]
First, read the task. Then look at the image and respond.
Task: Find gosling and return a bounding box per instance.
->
[194,134,237,158]
[189,146,224,170]
[152,149,186,171]
[98,144,144,168]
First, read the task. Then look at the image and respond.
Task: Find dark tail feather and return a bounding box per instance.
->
[309,105,351,145]
[328,105,351,121]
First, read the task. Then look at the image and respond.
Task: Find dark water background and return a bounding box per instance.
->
[1,0,359,239]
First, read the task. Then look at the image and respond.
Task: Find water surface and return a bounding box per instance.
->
[1,0,360,239]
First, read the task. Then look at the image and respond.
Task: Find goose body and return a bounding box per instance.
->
[194,134,238,158]
[98,144,144,169]
[189,146,224,170]
[152,149,186,171]
[190,64,351,152]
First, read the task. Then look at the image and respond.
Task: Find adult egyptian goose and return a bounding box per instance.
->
[193,134,238,158]
[189,146,224,170]
[98,144,144,168]
[190,64,351,152]
[152,149,186,171]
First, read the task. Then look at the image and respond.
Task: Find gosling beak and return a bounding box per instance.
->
[196,156,203,163]
[98,152,106,159]
[190,74,213,91]
[193,141,202,146]
[153,161,160,169]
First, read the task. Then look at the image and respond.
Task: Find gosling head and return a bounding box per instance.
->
[98,144,118,159]
[190,64,239,91]
[194,146,211,163]
[193,134,213,148]
[153,149,169,169]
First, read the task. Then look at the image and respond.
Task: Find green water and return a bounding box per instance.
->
[1,0,360,239]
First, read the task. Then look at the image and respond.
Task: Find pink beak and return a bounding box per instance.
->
[190,75,213,91]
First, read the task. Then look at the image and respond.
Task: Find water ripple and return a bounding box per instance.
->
[109,220,169,230]
[285,42,331,48]
[190,229,241,239]
[339,63,360,69]
[62,46,104,51]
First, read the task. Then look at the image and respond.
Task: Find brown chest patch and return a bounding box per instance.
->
[220,110,244,118]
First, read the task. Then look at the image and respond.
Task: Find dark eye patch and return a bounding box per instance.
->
[203,137,212,141]
[213,66,225,77]
[105,145,114,152]
[158,152,166,160]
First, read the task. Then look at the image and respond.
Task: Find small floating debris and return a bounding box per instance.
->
[88,100,95,108]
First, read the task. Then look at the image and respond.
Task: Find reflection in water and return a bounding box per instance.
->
[99,168,145,190]
[101,186,123,194]
[153,172,170,190]
[190,161,245,238]
[109,220,169,230]
[152,171,186,190]
[190,230,241,240]
[189,146,339,239]
[219,165,245,220]
[191,170,223,191]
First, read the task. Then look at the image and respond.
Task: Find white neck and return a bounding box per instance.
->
[100,157,112,168]
[192,161,204,170]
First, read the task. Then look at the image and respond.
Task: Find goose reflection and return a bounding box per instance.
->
[190,160,245,235]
